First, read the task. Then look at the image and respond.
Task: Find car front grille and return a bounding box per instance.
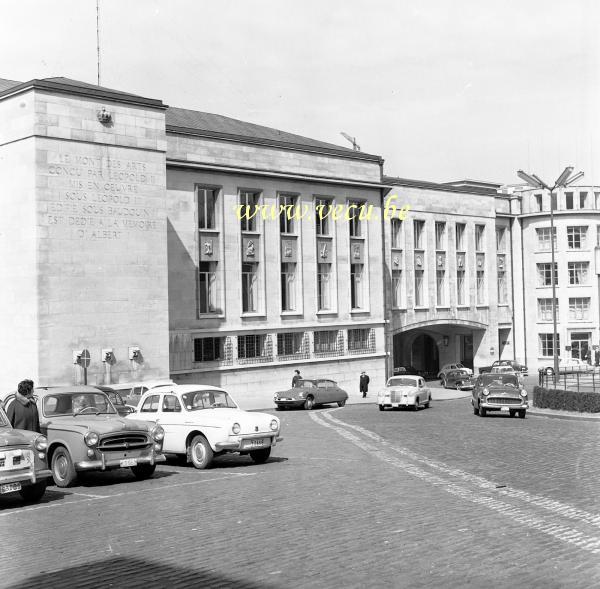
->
[487,396,521,405]
[99,434,149,451]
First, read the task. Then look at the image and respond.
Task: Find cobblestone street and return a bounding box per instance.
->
[2,398,600,588]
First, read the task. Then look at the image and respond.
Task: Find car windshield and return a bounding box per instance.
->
[108,392,125,406]
[0,409,9,427]
[181,390,238,410]
[43,392,117,416]
[387,377,416,387]
[480,374,519,387]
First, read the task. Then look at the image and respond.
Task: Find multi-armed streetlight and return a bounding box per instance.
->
[516,166,585,380]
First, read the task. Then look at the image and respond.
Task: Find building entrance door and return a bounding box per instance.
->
[570,332,591,361]
[462,335,474,370]
[411,334,439,378]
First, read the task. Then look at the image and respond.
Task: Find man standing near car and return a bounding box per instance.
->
[292,370,301,388]
[6,379,41,433]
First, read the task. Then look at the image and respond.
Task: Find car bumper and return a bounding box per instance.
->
[75,449,166,471]
[379,399,417,407]
[274,399,305,407]
[0,468,52,486]
[216,434,283,451]
[480,401,529,411]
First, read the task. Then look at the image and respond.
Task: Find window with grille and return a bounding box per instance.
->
[238,334,272,363]
[281,262,296,312]
[456,270,466,305]
[567,226,587,249]
[569,297,590,320]
[198,262,217,314]
[476,270,485,304]
[536,227,556,251]
[242,262,258,312]
[277,332,309,360]
[317,263,332,311]
[436,270,446,306]
[348,328,375,354]
[197,187,217,229]
[568,262,588,285]
[350,263,364,309]
[475,225,485,251]
[455,223,465,250]
[279,194,296,234]
[392,269,402,308]
[537,263,558,287]
[315,197,332,236]
[540,333,559,357]
[240,191,260,232]
[391,219,403,248]
[435,221,446,250]
[537,299,558,322]
[313,330,343,357]
[414,220,425,249]
[415,269,424,306]
[194,337,223,362]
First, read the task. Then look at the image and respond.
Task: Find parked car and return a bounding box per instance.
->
[0,406,51,502]
[541,358,593,375]
[393,365,421,376]
[437,363,473,380]
[129,384,282,469]
[93,386,135,416]
[471,373,528,418]
[479,360,528,376]
[274,379,348,410]
[442,369,473,390]
[109,380,175,407]
[377,375,431,411]
[2,386,166,487]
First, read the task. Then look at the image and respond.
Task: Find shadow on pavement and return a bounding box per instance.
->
[74,468,177,487]
[0,487,69,510]
[8,555,278,589]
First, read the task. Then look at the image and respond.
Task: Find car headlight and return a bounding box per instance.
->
[520,389,527,397]
[151,425,165,442]
[270,419,279,432]
[482,388,489,396]
[232,422,241,435]
[84,431,99,447]
[297,392,305,398]
[33,435,48,452]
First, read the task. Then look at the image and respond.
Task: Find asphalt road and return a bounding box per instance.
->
[2,398,599,588]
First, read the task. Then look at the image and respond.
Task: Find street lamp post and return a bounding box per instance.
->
[517,167,585,382]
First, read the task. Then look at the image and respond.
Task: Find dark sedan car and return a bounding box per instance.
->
[479,360,528,376]
[393,365,420,376]
[442,369,473,390]
[274,379,348,410]
[471,373,528,418]
[93,386,135,416]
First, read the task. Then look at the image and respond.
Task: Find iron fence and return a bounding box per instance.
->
[538,367,600,393]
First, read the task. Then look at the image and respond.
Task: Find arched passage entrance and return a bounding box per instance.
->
[411,334,439,378]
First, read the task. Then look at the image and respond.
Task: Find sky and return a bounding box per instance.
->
[1,0,599,185]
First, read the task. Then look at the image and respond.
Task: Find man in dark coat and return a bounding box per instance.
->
[292,370,301,388]
[6,379,40,433]
[360,371,370,398]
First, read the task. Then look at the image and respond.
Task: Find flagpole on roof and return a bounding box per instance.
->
[96,0,101,85]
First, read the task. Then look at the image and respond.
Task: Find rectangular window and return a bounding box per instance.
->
[540,333,560,357]
[535,194,543,212]
[475,225,485,251]
[281,262,296,312]
[415,269,424,306]
[551,193,557,211]
[313,330,342,356]
[476,270,485,304]
[242,262,258,312]
[238,334,272,363]
[596,192,600,209]
[497,271,507,304]
[317,263,332,311]
[536,227,557,251]
[436,270,446,306]
[537,263,558,287]
[392,270,402,308]
[568,262,589,285]
[348,328,375,354]
[193,337,222,362]
[597,225,600,247]
[350,263,364,309]
[197,187,217,229]
[349,201,362,237]
[279,194,296,234]
[565,192,574,210]
[391,219,403,249]
[567,226,587,249]
[496,227,506,251]
[315,198,332,236]
[456,270,466,305]
[537,298,558,322]
[240,191,260,232]
[277,332,308,359]
[569,297,590,320]
[414,220,425,249]
[435,221,446,250]
[198,262,217,314]
[455,223,466,250]
[580,192,588,208]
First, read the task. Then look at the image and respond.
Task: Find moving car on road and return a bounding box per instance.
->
[471,373,528,418]
[377,375,431,411]
[274,379,348,410]
[437,363,473,380]
[0,406,51,502]
[478,360,528,376]
[442,369,473,390]
[130,385,282,469]
[3,386,166,487]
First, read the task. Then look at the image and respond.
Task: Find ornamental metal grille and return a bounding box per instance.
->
[277,332,310,361]
[347,328,375,355]
[238,334,273,364]
[313,330,344,358]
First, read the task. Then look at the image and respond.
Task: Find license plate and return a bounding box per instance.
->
[501,406,510,411]
[1,482,21,494]
[246,438,266,448]
[120,458,137,467]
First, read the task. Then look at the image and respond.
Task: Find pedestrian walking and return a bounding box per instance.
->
[6,379,40,433]
[360,371,370,398]
[292,369,301,388]
[595,350,600,367]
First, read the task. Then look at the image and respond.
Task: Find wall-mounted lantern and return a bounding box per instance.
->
[442,336,449,347]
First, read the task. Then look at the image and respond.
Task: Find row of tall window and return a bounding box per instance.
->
[535,226,593,250]
[538,332,591,358]
[536,262,589,286]
[192,328,376,364]
[537,297,591,321]
[533,190,600,212]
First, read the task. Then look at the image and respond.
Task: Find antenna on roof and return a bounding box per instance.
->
[96,0,101,85]
[340,132,361,151]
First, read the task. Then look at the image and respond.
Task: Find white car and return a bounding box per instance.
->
[377,375,432,411]
[437,363,473,380]
[128,385,282,469]
[543,358,594,374]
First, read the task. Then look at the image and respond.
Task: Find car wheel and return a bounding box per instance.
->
[304,396,315,410]
[189,435,213,469]
[518,410,526,419]
[413,398,420,411]
[479,405,487,417]
[250,448,271,464]
[378,404,385,411]
[455,383,462,391]
[337,399,346,407]
[51,446,77,488]
[130,464,156,480]
[19,481,47,502]
[509,410,516,418]
[424,397,430,408]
